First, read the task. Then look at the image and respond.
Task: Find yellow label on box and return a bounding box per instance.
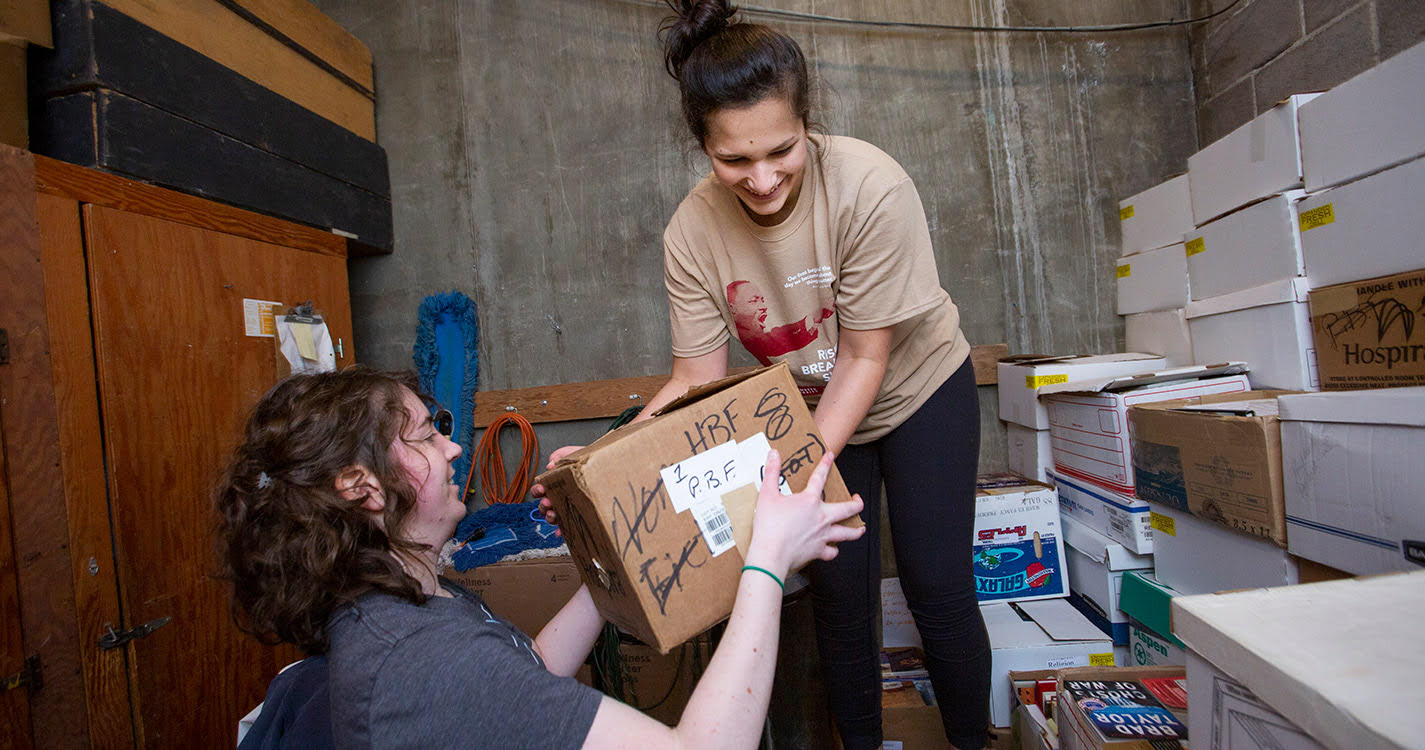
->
[1116,264,1131,278]
[1026,374,1069,389]
[1185,237,1206,257]
[1120,205,1135,221]
[1299,204,1335,232]
[1090,652,1115,666]
[1150,511,1176,537]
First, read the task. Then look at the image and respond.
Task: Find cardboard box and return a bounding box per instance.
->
[1173,573,1425,750]
[975,476,1068,604]
[1297,156,1425,289]
[444,556,584,637]
[536,363,857,652]
[1188,94,1319,225]
[1127,622,1185,667]
[1013,701,1057,750]
[1185,191,1305,301]
[1118,174,1192,256]
[1123,309,1193,368]
[1129,391,1297,545]
[998,354,1166,430]
[1300,40,1425,191]
[1054,666,1189,750]
[1279,387,1425,574]
[1115,243,1189,315]
[1062,515,1153,645]
[1007,423,1053,483]
[1117,573,1186,654]
[1184,651,1322,750]
[984,599,1115,727]
[1050,470,1153,555]
[1042,364,1251,495]
[1146,504,1299,595]
[1186,278,1318,391]
[883,702,952,750]
[1308,268,1425,390]
[607,636,713,726]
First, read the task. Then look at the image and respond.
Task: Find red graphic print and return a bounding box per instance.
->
[726,279,833,366]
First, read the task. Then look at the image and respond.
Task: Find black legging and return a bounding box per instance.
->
[807,360,990,750]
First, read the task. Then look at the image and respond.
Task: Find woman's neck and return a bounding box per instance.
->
[397,551,449,597]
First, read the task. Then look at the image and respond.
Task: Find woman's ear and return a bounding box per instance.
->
[336,465,385,512]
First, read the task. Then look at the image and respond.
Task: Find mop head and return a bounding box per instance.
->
[414,291,479,493]
[443,500,567,572]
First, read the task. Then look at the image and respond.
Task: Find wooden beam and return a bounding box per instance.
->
[472,343,1009,428]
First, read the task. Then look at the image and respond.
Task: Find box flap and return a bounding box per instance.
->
[1018,599,1112,642]
[983,602,1054,649]
[1278,387,1425,427]
[657,362,786,416]
[1118,572,1186,649]
[998,352,1160,367]
[1039,362,1249,395]
[1185,277,1309,318]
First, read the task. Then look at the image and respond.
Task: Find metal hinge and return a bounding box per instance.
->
[2,655,41,694]
[98,616,172,650]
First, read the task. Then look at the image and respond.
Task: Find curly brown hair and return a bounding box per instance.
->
[215,367,444,654]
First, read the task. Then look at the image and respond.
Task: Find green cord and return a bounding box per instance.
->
[741,565,785,591]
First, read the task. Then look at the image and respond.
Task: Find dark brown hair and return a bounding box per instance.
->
[660,0,813,146]
[215,367,439,654]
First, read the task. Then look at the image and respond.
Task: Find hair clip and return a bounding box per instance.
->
[257,472,273,489]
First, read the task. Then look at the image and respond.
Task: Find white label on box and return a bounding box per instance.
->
[661,440,741,513]
[734,433,792,496]
[243,298,284,337]
[691,498,736,557]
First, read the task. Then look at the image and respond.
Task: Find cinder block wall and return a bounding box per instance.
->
[1191,0,1425,146]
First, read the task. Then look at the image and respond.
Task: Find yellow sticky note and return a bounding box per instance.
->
[1185,237,1206,257]
[1117,264,1132,279]
[291,322,318,360]
[1090,652,1115,667]
[1150,511,1176,537]
[1120,205,1135,221]
[1299,204,1335,232]
[1026,374,1069,389]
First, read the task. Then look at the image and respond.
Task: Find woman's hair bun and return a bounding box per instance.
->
[660,0,738,80]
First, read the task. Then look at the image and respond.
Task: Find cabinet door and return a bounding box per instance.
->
[82,204,351,747]
[0,409,34,750]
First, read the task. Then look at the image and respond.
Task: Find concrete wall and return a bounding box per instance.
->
[313,0,1198,484]
[1191,0,1425,145]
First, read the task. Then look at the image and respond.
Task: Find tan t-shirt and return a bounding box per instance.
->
[663,135,970,443]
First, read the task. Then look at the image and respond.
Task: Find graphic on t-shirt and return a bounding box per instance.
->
[726,279,833,366]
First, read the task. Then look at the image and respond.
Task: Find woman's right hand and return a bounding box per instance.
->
[531,444,585,524]
[744,449,865,578]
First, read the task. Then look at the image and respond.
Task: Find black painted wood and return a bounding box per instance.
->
[34,90,393,251]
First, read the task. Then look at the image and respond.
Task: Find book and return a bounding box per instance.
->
[1062,678,1188,743]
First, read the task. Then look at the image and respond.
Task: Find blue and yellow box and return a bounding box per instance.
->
[973,474,1069,604]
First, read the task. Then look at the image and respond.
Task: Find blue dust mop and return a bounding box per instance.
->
[446,501,564,571]
[414,291,479,495]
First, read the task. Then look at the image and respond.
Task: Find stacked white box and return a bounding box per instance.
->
[1146,504,1299,596]
[997,353,1165,430]
[1050,469,1153,555]
[1185,191,1305,300]
[1188,94,1319,225]
[1061,514,1153,645]
[1296,156,1425,289]
[1118,174,1193,256]
[1006,422,1053,482]
[1124,309,1194,367]
[1116,243,1189,315]
[1186,278,1318,390]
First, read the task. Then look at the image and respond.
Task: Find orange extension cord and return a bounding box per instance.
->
[468,413,540,505]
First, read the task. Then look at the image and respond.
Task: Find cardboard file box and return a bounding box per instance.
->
[1006,423,1053,483]
[1184,192,1305,301]
[1307,268,1425,391]
[1042,364,1251,495]
[444,556,583,637]
[1188,94,1318,226]
[1127,622,1185,668]
[974,476,1068,604]
[998,353,1165,430]
[1129,391,1297,545]
[1123,309,1193,368]
[1115,243,1189,315]
[1173,573,1425,750]
[1146,504,1298,596]
[1279,387,1425,575]
[984,599,1114,727]
[1051,470,1153,555]
[1184,650,1322,750]
[1186,279,1317,391]
[1300,40,1425,191]
[1118,174,1192,256]
[1296,156,1425,289]
[1062,514,1152,645]
[536,363,858,653]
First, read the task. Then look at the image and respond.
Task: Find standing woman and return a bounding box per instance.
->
[649,2,990,747]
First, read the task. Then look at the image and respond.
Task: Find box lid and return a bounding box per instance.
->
[985,599,1110,648]
[998,352,1162,368]
[1185,277,1309,319]
[1118,572,1186,649]
[1062,514,1153,571]
[1039,362,1249,396]
[1278,387,1425,427]
[1172,572,1425,750]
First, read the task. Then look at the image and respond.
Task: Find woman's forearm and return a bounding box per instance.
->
[534,585,606,677]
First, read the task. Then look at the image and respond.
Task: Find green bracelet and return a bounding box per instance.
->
[741,565,785,591]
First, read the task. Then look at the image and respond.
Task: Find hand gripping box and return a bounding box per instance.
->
[536,363,859,652]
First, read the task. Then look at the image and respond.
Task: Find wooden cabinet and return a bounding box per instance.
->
[0,145,355,748]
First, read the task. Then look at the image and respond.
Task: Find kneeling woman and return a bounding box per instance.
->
[217,367,863,748]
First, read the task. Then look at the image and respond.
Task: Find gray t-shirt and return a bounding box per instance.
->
[327,580,602,748]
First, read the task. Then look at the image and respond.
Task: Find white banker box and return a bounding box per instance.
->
[1184,191,1305,301]
[1116,243,1189,315]
[1124,309,1193,368]
[1146,504,1298,597]
[1050,469,1153,555]
[1188,94,1319,225]
[982,598,1113,728]
[1118,174,1193,256]
[1062,513,1152,645]
[997,353,1165,430]
[1186,278,1318,391]
[1296,155,1425,289]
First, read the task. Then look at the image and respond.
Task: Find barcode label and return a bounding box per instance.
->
[694,501,737,557]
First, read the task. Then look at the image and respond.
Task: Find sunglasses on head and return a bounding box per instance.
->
[433,408,454,438]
